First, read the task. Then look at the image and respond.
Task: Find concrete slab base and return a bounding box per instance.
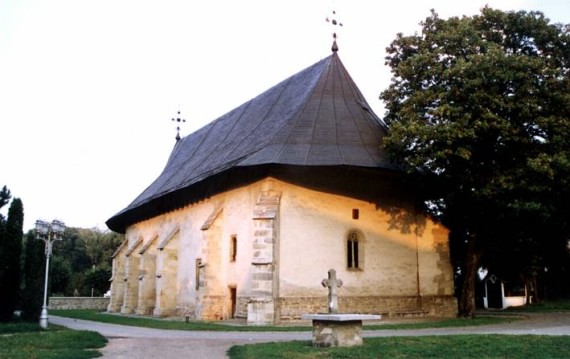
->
[302,314,381,347]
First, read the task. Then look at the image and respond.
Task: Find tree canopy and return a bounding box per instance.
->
[51,227,123,296]
[381,7,570,316]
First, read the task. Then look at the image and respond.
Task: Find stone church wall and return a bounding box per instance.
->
[277,295,456,321]
[275,178,457,319]
[108,176,457,322]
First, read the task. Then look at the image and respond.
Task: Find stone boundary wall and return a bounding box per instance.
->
[48,297,110,310]
[278,295,457,321]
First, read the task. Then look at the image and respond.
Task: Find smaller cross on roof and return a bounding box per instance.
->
[171,110,186,141]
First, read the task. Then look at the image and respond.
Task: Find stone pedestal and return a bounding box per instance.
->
[302,314,381,347]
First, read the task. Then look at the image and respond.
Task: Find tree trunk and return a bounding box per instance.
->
[532,274,540,304]
[458,237,481,318]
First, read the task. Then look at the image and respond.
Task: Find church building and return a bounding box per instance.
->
[106,39,457,324]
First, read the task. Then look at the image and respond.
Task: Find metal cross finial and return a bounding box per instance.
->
[171,110,186,141]
[325,9,343,52]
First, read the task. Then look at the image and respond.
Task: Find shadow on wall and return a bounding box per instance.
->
[274,165,429,237]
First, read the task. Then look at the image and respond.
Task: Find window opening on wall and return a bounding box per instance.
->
[347,231,359,269]
[229,286,237,319]
[195,258,202,290]
[352,208,359,220]
[230,235,237,262]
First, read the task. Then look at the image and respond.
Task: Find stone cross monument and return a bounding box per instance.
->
[321,269,343,313]
[303,268,380,347]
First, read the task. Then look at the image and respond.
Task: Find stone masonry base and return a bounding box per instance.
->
[312,320,363,347]
[303,314,382,347]
[278,295,457,322]
[48,297,110,310]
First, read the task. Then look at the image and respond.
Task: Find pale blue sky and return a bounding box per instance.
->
[1,0,568,231]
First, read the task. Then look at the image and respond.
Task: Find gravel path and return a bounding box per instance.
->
[51,312,570,359]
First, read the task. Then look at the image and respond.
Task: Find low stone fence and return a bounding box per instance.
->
[48,297,110,310]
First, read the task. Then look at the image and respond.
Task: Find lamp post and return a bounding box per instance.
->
[35,219,65,329]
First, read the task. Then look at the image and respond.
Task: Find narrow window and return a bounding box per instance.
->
[230,235,237,262]
[195,258,202,290]
[347,232,359,269]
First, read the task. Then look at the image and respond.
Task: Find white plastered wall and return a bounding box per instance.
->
[120,176,453,316]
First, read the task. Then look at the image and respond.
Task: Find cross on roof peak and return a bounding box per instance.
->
[325,9,343,52]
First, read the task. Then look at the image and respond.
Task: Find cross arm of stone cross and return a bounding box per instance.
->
[322,278,343,288]
[322,269,343,288]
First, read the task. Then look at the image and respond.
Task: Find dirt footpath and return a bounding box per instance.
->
[51,312,570,359]
[51,316,308,359]
[99,337,244,359]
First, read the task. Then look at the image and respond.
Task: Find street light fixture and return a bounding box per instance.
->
[35,219,66,329]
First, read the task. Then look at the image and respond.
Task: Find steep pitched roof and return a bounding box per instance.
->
[107,52,398,233]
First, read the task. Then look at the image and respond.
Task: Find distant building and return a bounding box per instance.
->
[481,274,529,309]
[106,42,457,324]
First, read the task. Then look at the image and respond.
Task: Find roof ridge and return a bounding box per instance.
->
[308,56,329,164]
[107,53,399,233]
[334,53,382,164]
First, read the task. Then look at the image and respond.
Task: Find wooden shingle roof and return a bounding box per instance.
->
[107,52,398,233]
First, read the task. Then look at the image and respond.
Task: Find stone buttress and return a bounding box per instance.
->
[247,189,281,325]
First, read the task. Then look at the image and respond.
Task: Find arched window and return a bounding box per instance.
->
[347,231,361,269]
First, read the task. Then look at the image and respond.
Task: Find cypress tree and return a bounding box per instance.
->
[21,230,45,322]
[0,198,23,322]
[0,186,11,298]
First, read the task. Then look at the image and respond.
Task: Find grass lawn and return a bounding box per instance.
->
[507,299,570,312]
[50,309,512,331]
[49,304,570,358]
[227,300,570,359]
[0,322,107,359]
[227,335,570,358]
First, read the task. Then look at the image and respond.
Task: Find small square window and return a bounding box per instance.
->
[352,209,359,220]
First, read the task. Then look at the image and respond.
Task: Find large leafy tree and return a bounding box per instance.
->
[81,227,123,268]
[381,7,569,316]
